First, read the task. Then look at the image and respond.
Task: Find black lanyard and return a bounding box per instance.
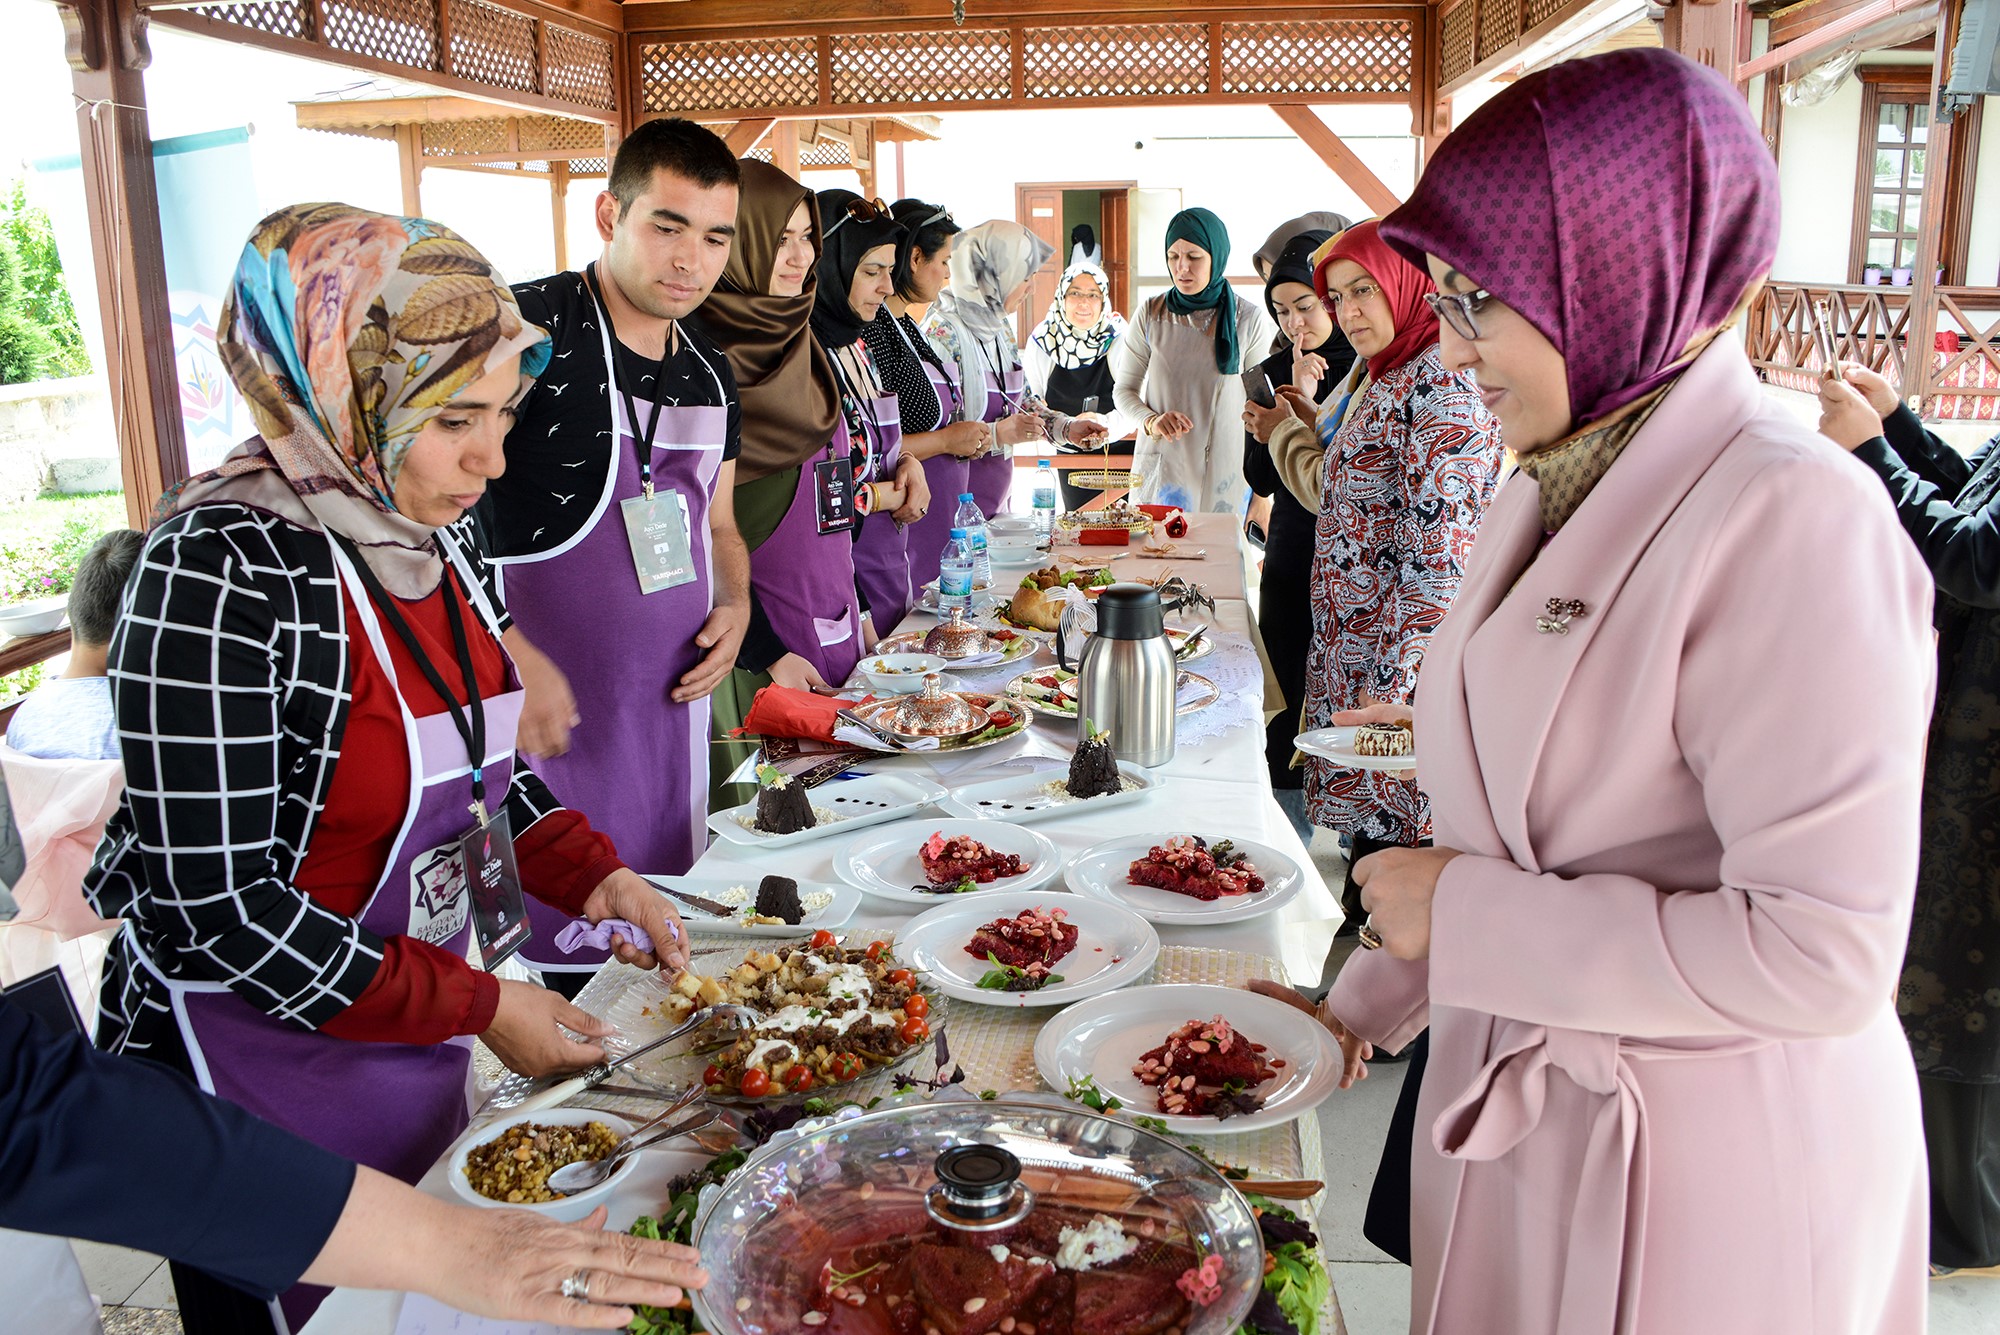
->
[825,346,881,475]
[585,264,674,498]
[335,537,492,822]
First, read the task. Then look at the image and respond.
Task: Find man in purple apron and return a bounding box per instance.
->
[484,120,749,992]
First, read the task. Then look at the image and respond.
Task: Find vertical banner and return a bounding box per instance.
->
[32,126,261,473]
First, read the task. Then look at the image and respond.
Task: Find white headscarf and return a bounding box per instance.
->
[1030,260,1126,370]
[929,220,1055,392]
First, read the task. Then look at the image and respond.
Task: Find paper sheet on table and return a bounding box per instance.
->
[392,1293,583,1334]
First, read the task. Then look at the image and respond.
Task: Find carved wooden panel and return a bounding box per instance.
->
[1440,1,1477,84]
[1022,24,1208,99]
[1477,0,1521,62]
[323,0,438,72]
[640,36,819,113]
[545,25,616,110]
[829,29,1013,104]
[1221,19,1413,95]
[449,0,536,93]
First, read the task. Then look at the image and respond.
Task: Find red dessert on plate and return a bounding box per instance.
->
[1133,1015,1277,1118]
[921,831,1028,890]
[1126,835,1265,901]
[965,906,1078,989]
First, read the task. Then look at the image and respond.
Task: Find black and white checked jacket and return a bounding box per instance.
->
[85,504,562,1057]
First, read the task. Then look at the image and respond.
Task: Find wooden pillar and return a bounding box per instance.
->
[1906,0,1961,413]
[771,119,801,179]
[895,139,906,200]
[550,162,570,272]
[395,123,425,217]
[855,121,876,200]
[60,0,185,527]
[1661,0,1748,81]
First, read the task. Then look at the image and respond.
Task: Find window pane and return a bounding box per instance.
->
[1913,104,1930,141]
[1876,149,1902,187]
[1901,240,1922,270]
[1880,103,1909,142]
[1868,238,1898,268]
[1909,148,1926,185]
[1872,194,1901,232]
[1905,194,1926,230]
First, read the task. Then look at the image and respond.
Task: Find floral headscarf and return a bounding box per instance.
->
[930,219,1055,393]
[169,203,549,595]
[1030,260,1126,371]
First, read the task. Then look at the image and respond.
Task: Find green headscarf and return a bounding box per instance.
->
[1162,207,1240,374]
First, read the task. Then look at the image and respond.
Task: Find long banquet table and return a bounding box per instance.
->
[304,512,1347,1334]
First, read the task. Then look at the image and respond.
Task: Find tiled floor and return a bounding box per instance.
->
[62,839,2000,1335]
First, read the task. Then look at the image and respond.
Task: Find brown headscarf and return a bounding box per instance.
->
[687,159,841,482]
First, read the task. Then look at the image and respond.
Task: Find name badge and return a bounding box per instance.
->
[814,457,858,535]
[621,489,698,594]
[462,809,531,969]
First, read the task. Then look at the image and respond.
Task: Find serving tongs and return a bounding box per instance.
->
[508,1003,758,1115]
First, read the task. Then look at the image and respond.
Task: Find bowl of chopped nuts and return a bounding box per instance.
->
[448,1108,637,1221]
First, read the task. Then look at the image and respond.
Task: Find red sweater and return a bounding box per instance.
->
[307,579,622,1043]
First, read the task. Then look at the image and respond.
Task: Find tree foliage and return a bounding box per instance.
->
[0,179,91,382]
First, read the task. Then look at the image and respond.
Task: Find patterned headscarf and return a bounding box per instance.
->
[169,203,548,596]
[931,219,1055,392]
[1162,207,1241,374]
[1379,48,1779,428]
[1030,260,1126,370]
[1314,220,1439,379]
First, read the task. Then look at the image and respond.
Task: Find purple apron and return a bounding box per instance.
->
[969,362,1028,517]
[151,535,524,1334]
[847,391,912,631]
[498,301,728,970]
[904,330,970,592]
[749,423,867,685]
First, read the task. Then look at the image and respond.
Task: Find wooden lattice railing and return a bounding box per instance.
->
[1747,281,2000,421]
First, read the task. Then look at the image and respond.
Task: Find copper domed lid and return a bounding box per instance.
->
[923,607,989,660]
[686,1096,1264,1335]
[885,674,985,737]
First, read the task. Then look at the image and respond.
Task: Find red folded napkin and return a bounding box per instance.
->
[733,685,850,741]
[1080,527,1130,546]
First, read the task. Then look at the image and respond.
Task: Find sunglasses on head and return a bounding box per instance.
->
[824,196,893,238]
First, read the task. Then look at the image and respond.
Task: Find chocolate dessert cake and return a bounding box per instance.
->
[753,874,803,924]
[1352,721,1414,757]
[1066,719,1123,799]
[752,765,815,835]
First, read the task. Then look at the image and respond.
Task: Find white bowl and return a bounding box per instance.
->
[987,516,1038,536]
[0,596,67,638]
[859,652,947,693]
[448,1108,636,1221]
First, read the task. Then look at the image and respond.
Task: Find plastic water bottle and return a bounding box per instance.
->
[939,528,974,613]
[953,492,991,589]
[1031,459,1059,538]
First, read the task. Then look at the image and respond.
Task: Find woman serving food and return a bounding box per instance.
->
[85,204,688,1335]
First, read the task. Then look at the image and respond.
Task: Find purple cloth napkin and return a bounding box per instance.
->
[553,917,665,955]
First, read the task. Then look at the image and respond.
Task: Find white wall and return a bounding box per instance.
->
[1772,74,1862,283]
[897,101,1418,289]
[1965,97,2000,287]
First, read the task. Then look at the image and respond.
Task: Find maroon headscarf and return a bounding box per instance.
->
[1380,49,1779,427]
[1313,220,1439,378]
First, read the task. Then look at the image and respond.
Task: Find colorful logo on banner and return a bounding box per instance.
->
[171,294,242,468]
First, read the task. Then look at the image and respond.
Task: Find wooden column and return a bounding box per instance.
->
[60,0,185,527]
[1906,0,1961,413]
[395,123,425,216]
[550,161,570,271]
[724,118,775,155]
[771,119,801,179]
[1661,0,1747,80]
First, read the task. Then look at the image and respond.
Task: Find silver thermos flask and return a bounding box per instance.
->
[1060,583,1176,767]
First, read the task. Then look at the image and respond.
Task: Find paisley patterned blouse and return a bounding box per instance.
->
[1300,343,1506,842]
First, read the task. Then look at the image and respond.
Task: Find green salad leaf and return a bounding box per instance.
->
[974,952,1063,991]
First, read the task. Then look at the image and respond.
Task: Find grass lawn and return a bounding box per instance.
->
[1,489,131,700]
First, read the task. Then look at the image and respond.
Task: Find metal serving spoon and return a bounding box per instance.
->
[545,1107,722,1194]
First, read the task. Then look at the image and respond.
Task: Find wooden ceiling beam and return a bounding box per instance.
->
[624,1,1423,36]
[1270,102,1403,215]
[724,119,778,154]
[295,95,544,131]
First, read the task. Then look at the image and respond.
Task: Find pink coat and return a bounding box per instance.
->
[1330,340,1935,1334]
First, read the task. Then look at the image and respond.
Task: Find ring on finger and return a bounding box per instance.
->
[561,1269,593,1301]
[1356,918,1384,951]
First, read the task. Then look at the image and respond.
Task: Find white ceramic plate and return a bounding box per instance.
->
[1293,725,1418,774]
[934,762,1163,825]
[644,874,861,937]
[1033,983,1345,1135]
[833,817,1062,904]
[1065,833,1306,925]
[1006,668,1221,720]
[896,891,1159,1009]
[706,773,946,849]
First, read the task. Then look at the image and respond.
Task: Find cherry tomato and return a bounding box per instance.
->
[899,1016,930,1044]
[830,1053,865,1081]
[702,1064,725,1088]
[810,929,838,950]
[739,1068,772,1097]
[885,968,915,988]
[903,994,929,1019]
[866,940,890,961]
[783,1066,816,1093]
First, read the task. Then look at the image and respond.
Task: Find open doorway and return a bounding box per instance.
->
[1014,180,1135,340]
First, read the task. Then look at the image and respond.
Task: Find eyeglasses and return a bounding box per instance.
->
[1320,281,1384,315]
[1424,287,1495,341]
[824,196,893,239]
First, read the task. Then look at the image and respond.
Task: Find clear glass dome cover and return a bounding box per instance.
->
[689,1095,1264,1335]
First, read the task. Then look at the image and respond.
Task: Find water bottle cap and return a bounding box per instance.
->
[950,527,968,538]
[1038,459,1051,467]
[958,493,975,502]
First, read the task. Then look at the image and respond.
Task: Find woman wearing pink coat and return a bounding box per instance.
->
[1314,50,1935,1333]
